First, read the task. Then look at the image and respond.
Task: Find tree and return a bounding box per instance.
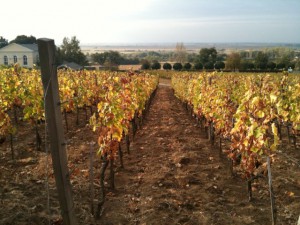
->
[278,53,294,70]
[241,60,255,70]
[0,36,8,48]
[183,62,192,70]
[194,62,203,70]
[295,57,300,71]
[187,53,198,63]
[91,52,106,65]
[59,36,88,66]
[151,61,161,70]
[204,62,214,69]
[120,57,139,65]
[163,62,172,70]
[267,47,295,69]
[174,42,187,64]
[267,61,276,70]
[92,51,140,66]
[287,63,295,70]
[226,52,241,71]
[173,63,183,71]
[55,47,64,65]
[255,51,268,70]
[137,51,163,62]
[239,51,250,59]
[141,59,150,70]
[216,53,227,62]
[10,35,37,44]
[198,47,217,65]
[276,62,285,70]
[214,61,225,70]
[102,51,123,67]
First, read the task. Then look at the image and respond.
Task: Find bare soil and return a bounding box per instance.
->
[1,78,300,225]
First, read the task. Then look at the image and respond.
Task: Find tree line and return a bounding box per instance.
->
[140,46,299,71]
[1,35,299,71]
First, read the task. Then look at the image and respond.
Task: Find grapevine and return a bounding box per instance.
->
[172,71,300,178]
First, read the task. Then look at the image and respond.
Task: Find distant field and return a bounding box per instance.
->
[80,42,300,55]
[118,65,141,70]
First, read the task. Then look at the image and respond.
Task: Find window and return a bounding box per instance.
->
[13,55,17,63]
[4,55,8,65]
[23,55,28,66]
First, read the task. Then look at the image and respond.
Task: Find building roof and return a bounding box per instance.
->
[0,43,38,52]
[20,44,38,51]
[57,62,83,71]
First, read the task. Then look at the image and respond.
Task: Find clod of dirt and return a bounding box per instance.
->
[179,157,190,165]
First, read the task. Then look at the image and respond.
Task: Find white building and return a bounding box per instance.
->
[0,43,39,68]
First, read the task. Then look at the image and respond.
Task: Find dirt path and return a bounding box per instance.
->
[99,79,274,225]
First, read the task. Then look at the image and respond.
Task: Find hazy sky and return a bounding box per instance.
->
[1,0,299,44]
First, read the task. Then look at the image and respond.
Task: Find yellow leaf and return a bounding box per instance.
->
[270,94,277,103]
[271,123,278,136]
[113,77,119,82]
[252,96,260,105]
[256,110,265,118]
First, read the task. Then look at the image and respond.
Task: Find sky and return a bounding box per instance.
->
[1,0,300,45]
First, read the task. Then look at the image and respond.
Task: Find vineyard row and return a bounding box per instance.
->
[172,72,300,178]
[0,66,158,159]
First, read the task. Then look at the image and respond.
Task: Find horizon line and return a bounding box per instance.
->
[79,41,300,45]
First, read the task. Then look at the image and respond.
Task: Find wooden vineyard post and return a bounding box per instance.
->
[38,38,78,225]
[267,156,276,225]
[89,142,95,215]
